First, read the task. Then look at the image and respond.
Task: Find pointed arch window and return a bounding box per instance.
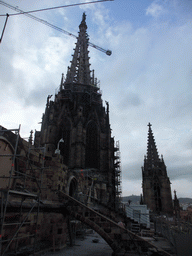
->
[153,180,162,212]
[85,121,98,168]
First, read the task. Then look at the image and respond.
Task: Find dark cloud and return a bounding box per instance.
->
[168,165,192,181]
[118,92,143,109]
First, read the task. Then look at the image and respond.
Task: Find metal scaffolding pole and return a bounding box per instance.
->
[0,126,45,255]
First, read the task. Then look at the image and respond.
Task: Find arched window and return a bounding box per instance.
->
[69,178,77,197]
[85,121,98,168]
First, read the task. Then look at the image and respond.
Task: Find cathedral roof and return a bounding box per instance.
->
[65,13,92,85]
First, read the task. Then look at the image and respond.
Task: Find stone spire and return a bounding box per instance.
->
[142,123,173,214]
[173,190,180,218]
[145,123,160,168]
[65,12,91,85]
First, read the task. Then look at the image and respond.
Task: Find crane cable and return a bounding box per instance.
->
[0,0,112,55]
[0,0,113,16]
[0,13,8,43]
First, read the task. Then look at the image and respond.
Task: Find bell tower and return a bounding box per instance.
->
[142,123,173,215]
[35,13,120,209]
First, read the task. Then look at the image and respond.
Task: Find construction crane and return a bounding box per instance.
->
[0,13,8,43]
[0,0,112,55]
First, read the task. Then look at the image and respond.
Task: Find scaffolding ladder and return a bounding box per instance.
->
[114,140,122,209]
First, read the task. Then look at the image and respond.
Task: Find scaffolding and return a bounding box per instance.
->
[114,140,122,209]
[0,125,45,255]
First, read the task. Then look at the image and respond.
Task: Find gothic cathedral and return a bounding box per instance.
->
[34,13,121,209]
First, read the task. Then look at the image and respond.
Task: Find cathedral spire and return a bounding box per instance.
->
[142,123,173,214]
[146,123,160,167]
[65,12,91,85]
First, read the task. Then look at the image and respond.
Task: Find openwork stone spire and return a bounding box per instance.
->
[146,123,160,167]
[65,13,91,85]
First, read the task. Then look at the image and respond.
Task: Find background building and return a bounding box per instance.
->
[142,123,173,215]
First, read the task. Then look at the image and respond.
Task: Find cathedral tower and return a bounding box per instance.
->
[35,13,120,209]
[142,123,173,215]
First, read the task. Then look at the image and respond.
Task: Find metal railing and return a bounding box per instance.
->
[125,205,150,229]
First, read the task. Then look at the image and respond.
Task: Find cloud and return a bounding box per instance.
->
[146,0,192,23]
[118,92,143,109]
[146,1,166,18]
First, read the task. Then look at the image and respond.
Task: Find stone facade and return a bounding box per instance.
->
[3,211,67,252]
[142,123,173,215]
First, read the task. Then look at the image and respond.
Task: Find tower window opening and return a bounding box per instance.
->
[154,182,162,212]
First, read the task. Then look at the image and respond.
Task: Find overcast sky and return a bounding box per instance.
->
[1,0,192,198]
